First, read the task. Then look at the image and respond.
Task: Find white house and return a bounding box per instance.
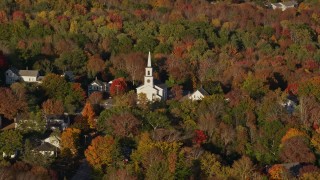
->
[5,68,40,84]
[88,77,108,96]
[136,52,167,101]
[188,88,209,101]
[269,1,297,11]
[34,142,57,157]
[44,135,61,149]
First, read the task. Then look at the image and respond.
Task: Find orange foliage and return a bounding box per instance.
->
[281,128,306,143]
[42,99,64,115]
[82,102,96,128]
[85,136,116,171]
[268,164,287,180]
[61,128,81,157]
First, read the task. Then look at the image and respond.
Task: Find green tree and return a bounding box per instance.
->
[0,130,23,157]
[54,49,87,75]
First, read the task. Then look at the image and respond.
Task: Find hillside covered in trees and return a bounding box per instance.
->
[0,0,320,179]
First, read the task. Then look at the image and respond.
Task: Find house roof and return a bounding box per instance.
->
[18,70,39,77]
[197,87,209,96]
[281,1,297,6]
[91,78,106,86]
[154,80,167,88]
[34,142,57,152]
[7,67,19,75]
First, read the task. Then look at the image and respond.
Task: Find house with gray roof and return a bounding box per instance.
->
[88,77,109,96]
[5,67,41,85]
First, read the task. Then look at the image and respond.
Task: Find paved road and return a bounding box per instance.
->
[71,159,92,180]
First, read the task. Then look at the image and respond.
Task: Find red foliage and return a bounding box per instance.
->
[12,11,25,21]
[285,83,299,95]
[304,60,319,71]
[109,77,127,96]
[193,130,207,146]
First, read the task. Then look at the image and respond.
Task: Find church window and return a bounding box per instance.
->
[148,71,150,75]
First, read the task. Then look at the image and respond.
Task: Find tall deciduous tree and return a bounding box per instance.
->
[61,128,81,157]
[109,77,127,96]
[108,112,140,137]
[87,55,105,78]
[0,87,27,120]
[82,102,96,129]
[42,99,64,115]
[85,136,118,171]
[125,52,145,85]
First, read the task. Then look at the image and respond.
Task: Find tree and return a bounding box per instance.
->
[16,110,46,134]
[85,136,118,171]
[280,136,316,163]
[0,87,27,120]
[41,74,69,100]
[108,112,140,138]
[87,55,105,78]
[109,77,127,96]
[229,156,256,179]
[54,49,87,75]
[241,73,267,99]
[170,85,183,100]
[145,111,170,131]
[61,128,81,157]
[42,99,64,115]
[82,102,96,129]
[125,52,145,85]
[88,91,103,105]
[0,130,23,157]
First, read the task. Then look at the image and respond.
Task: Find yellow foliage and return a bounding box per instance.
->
[37,11,47,19]
[200,152,224,178]
[61,128,81,157]
[311,133,320,151]
[211,18,221,28]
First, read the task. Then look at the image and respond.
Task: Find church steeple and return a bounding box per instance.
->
[144,52,153,86]
[147,51,151,67]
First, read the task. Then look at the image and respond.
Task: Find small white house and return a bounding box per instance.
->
[44,135,61,149]
[5,68,40,85]
[34,142,57,157]
[188,88,209,101]
[269,1,298,11]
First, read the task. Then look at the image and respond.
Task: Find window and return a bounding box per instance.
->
[148,71,150,75]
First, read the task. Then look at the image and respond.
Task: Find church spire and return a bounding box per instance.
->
[147,51,151,67]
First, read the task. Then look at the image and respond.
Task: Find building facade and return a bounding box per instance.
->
[136,52,167,101]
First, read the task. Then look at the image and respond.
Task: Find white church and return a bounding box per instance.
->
[136,52,167,101]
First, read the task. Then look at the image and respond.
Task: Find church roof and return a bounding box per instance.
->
[197,87,209,96]
[154,79,167,88]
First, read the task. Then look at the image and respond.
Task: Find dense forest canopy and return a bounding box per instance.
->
[0,0,320,179]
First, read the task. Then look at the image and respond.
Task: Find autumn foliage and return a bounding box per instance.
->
[61,128,81,157]
[193,130,207,146]
[42,99,64,115]
[85,136,117,171]
[109,77,127,96]
[82,102,96,128]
